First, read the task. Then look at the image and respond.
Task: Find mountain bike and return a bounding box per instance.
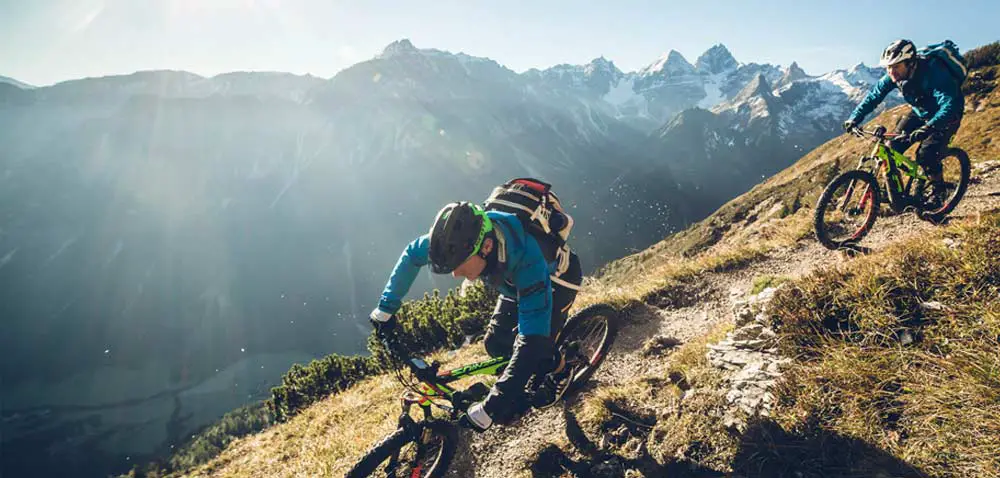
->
[814,125,970,250]
[344,304,619,478]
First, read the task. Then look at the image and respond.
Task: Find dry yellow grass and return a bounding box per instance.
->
[768,211,1000,478]
[576,321,735,466]
[177,346,492,477]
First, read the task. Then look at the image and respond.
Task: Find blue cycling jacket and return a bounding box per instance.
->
[376,211,555,337]
[848,58,964,129]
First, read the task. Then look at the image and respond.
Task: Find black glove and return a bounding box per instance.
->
[842,119,858,132]
[369,311,399,350]
[908,126,931,143]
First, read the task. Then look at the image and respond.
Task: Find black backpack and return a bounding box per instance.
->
[484,178,576,282]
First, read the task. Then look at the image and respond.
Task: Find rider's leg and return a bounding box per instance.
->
[915,118,962,184]
[548,252,583,374]
[482,333,555,423]
[483,295,518,359]
[889,110,923,153]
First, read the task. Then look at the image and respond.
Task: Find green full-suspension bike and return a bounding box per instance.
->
[814,125,970,250]
[344,304,618,478]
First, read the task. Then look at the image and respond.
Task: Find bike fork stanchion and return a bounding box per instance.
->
[838,180,856,212]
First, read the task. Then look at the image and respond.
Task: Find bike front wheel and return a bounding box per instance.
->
[814,169,881,250]
[344,419,457,478]
[917,148,971,221]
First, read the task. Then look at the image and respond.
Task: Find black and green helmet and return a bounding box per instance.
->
[428,202,493,273]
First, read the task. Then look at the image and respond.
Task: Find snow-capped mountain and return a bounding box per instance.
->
[696,44,739,74]
[523,56,625,97]
[526,43,787,130]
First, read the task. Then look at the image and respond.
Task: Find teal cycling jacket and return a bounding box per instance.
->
[849,58,963,129]
[376,211,556,337]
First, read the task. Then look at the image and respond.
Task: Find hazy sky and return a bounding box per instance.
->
[1,0,997,86]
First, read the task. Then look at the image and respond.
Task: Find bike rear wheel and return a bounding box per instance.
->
[814,169,881,250]
[556,304,618,395]
[344,419,457,478]
[916,148,971,221]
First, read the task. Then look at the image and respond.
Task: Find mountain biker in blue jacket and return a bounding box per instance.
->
[369,202,583,432]
[843,39,964,205]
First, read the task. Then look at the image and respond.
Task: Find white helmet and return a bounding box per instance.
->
[880,39,917,67]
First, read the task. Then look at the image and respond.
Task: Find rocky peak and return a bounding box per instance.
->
[696,44,739,74]
[585,56,619,76]
[733,73,775,103]
[776,61,810,88]
[379,39,419,59]
[784,62,808,80]
[641,50,696,77]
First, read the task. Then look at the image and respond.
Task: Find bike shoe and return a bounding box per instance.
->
[530,362,579,409]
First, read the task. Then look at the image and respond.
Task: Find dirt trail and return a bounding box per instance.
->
[454,163,1000,478]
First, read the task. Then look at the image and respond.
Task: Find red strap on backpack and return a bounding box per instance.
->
[511,178,549,194]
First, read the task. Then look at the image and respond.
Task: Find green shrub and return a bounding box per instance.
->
[965,41,1000,70]
[267,353,378,422]
[167,402,273,470]
[366,282,498,366]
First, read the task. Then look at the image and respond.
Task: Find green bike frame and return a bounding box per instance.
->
[401,355,508,412]
[874,142,927,194]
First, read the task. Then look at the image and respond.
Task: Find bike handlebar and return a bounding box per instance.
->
[850,125,901,141]
[376,324,442,383]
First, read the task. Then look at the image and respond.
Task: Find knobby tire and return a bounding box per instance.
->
[344,420,457,478]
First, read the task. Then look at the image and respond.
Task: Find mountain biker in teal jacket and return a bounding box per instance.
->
[843,39,964,203]
[369,202,582,432]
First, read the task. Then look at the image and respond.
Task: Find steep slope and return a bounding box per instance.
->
[176,63,1000,478]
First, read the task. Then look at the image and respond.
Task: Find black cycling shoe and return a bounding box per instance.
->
[923,181,949,211]
[530,343,581,409]
[531,365,577,409]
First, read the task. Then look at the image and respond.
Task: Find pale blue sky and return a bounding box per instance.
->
[1,0,997,86]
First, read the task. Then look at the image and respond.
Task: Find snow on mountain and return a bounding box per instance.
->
[640,50,698,77]
[696,44,739,75]
[0,75,34,89]
[697,72,727,109]
[526,56,625,98]
[775,62,811,89]
[529,44,792,128]
[714,74,778,122]
[813,62,886,101]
